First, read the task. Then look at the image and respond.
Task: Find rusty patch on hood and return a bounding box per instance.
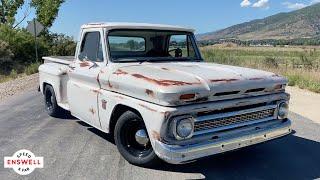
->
[132,74,200,86]
[145,89,155,97]
[161,67,170,71]
[79,61,91,67]
[151,131,160,141]
[113,69,128,75]
[89,108,95,115]
[210,79,239,83]
[272,74,281,77]
[249,77,264,81]
[139,104,157,112]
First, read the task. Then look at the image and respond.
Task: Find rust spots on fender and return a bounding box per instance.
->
[107,81,113,88]
[151,131,160,141]
[160,111,171,120]
[145,89,155,97]
[101,100,107,110]
[132,74,199,87]
[139,104,157,112]
[113,69,128,75]
[79,61,91,67]
[96,73,101,86]
[114,95,125,100]
[210,79,239,83]
[89,108,95,115]
[91,89,102,95]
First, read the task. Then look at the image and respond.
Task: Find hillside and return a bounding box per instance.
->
[199,3,320,41]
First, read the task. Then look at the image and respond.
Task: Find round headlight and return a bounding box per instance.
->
[176,118,194,139]
[278,102,289,119]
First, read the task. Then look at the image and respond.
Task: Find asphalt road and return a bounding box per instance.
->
[0,90,320,180]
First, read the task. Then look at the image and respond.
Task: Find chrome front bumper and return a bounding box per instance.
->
[154,119,292,164]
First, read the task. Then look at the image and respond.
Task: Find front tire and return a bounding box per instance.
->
[44,85,64,117]
[114,111,159,166]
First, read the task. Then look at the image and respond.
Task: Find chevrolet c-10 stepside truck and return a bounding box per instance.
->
[39,22,292,166]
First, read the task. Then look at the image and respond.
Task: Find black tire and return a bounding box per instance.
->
[114,111,160,167]
[44,85,64,117]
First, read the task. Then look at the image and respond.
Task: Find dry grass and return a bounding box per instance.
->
[201,45,320,93]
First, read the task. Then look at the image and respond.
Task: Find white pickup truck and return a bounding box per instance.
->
[39,22,292,166]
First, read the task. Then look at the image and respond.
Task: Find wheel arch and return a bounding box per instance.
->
[109,104,143,134]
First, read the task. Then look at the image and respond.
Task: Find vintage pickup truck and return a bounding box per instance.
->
[39,22,292,166]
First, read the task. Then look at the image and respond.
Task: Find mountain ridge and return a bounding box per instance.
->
[199,3,320,41]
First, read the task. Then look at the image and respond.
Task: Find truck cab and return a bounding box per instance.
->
[39,22,292,166]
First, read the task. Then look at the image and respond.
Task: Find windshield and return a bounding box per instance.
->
[107,30,202,62]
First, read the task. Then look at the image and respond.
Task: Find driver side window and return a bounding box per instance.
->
[79,32,103,62]
[168,35,196,58]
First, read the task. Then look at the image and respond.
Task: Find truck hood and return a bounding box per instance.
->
[103,62,287,106]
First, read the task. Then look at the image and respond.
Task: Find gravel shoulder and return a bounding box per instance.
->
[0,74,319,124]
[0,73,39,102]
[287,86,320,124]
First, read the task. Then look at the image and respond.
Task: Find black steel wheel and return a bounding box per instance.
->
[114,111,159,166]
[44,85,63,117]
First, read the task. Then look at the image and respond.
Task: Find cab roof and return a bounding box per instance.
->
[81,22,195,32]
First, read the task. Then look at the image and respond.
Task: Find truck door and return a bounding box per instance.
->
[67,29,106,128]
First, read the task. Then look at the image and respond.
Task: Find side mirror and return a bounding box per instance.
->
[78,53,85,61]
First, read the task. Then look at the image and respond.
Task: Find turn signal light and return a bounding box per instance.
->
[180,94,196,101]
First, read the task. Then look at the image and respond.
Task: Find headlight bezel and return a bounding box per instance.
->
[172,115,194,140]
[277,101,289,119]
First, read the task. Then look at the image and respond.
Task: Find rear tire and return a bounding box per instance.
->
[114,111,160,167]
[44,85,64,117]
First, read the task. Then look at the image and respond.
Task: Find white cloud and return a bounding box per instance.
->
[252,0,270,9]
[282,0,320,10]
[311,0,320,4]
[282,2,307,9]
[241,0,252,7]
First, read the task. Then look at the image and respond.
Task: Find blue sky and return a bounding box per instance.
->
[15,0,320,39]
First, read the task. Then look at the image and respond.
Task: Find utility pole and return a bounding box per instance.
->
[33,19,39,62]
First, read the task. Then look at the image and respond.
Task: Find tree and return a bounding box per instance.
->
[0,0,64,28]
[0,0,24,25]
[31,0,65,28]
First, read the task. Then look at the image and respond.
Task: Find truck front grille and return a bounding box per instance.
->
[194,108,275,133]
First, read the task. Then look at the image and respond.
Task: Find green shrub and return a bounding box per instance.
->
[24,62,41,75]
[0,40,14,74]
[0,24,76,80]
[9,69,18,79]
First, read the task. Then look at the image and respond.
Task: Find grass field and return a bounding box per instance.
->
[1,45,320,93]
[201,44,320,93]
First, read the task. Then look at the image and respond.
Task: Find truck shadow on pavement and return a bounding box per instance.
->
[156,134,320,180]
